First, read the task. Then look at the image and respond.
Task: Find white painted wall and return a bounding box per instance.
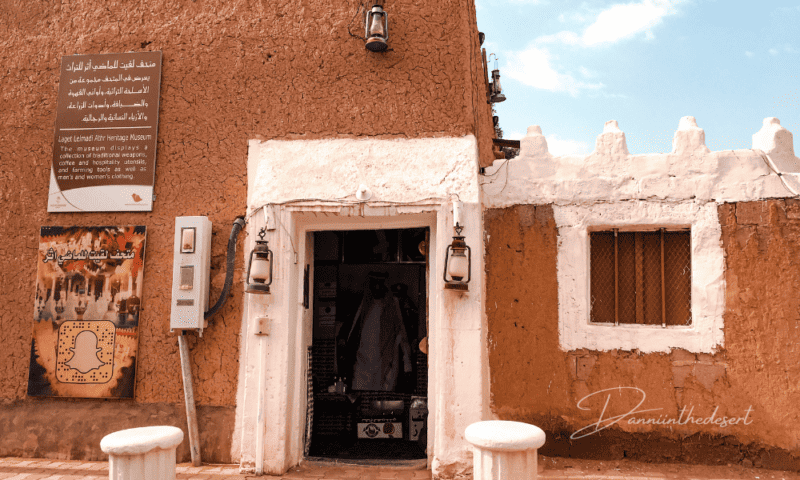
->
[236,135,489,478]
[481,117,799,353]
[247,136,482,206]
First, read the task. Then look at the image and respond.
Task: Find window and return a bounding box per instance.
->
[556,202,722,353]
[590,229,691,326]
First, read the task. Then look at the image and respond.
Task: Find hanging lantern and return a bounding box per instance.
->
[365,2,389,52]
[246,227,273,295]
[488,54,506,103]
[490,69,506,103]
[444,225,471,291]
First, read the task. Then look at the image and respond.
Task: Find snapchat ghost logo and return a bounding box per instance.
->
[56,321,115,384]
[65,331,105,373]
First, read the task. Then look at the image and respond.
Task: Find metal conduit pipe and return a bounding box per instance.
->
[206,217,247,320]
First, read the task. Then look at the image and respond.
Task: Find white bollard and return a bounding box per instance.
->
[100,426,184,480]
[465,420,546,480]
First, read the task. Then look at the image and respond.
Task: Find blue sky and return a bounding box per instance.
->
[477,0,799,155]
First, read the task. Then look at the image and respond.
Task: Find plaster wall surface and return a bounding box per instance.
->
[482,119,800,467]
[247,135,481,207]
[484,202,800,467]
[0,0,491,463]
[241,136,487,477]
[482,118,800,353]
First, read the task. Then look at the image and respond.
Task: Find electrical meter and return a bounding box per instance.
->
[170,216,212,333]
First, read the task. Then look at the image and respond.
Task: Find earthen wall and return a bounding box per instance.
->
[483,117,800,469]
[485,202,800,470]
[0,0,487,461]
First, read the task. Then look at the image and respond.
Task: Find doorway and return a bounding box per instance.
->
[306,227,429,460]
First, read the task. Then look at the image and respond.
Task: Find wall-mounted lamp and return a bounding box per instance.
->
[488,54,506,103]
[365,1,389,52]
[444,201,471,291]
[246,227,273,295]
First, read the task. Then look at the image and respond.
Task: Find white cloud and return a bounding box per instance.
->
[745,51,754,58]
[536,31,581,45]
[537,0,683,48]
[579,66,597,78]
[559,10,589,24]
[770,48,779,56]
[505,46,604,96]
[582,0,681,46]
[545,134,591,156]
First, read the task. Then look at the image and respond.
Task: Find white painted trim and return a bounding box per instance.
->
[238,135,486,476]
[294,209,439,468]
[554,201,725,353]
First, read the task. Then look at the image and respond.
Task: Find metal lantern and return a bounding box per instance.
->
[490,68,506,103]
[488,54,506,103]
[444,226,471,291]
[246,228,273,295]
[365,3,389,52]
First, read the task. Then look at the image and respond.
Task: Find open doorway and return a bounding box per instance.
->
[306,227,429,460]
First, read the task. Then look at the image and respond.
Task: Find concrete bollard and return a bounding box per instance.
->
[100,426,184,480]
[465,420,546,480]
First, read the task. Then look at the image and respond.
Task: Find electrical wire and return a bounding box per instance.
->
[479,158,511,196]
[245,196,451,222]
[480,158,510,178]
[348,0,368,40]
[759,152,800,197]
[244,196,455,264]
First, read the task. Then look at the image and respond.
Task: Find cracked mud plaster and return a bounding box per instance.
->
[484,204,800,465]
[0,0,491,408]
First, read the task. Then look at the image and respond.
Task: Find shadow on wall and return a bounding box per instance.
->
[0,400,234,463]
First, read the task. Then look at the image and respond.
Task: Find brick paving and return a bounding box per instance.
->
[1,457,799,479]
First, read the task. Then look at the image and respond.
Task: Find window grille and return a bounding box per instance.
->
[590,229,691,326]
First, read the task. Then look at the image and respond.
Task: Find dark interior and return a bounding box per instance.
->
[307,228,429,460]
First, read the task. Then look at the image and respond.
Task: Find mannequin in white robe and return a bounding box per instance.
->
[346,273,412,391]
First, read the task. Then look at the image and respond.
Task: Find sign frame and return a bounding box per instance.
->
[47,51,162,212]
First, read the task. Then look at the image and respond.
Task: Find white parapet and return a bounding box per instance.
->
[100,426,184,480]
[672,116,711,155]
[753,117,799,173]
[481,117,799,354]
[594,120,629,157]
[520,125,551,159]
[465,421,546,480]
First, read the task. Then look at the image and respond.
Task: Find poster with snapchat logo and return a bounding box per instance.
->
[28,226,146,398]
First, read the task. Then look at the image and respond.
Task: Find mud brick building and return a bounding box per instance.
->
[1,0,799,478]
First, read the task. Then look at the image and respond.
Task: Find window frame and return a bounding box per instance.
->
[588,226,692,327]
[554,202,725,354]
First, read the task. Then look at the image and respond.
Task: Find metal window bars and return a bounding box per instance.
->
[590,229,691,326]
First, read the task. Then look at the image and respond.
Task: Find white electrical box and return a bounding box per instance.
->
[170,216,213,332]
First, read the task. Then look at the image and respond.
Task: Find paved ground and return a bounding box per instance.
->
[1,456,799,479]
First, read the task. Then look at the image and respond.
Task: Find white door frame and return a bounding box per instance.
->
[234,203,488,477]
